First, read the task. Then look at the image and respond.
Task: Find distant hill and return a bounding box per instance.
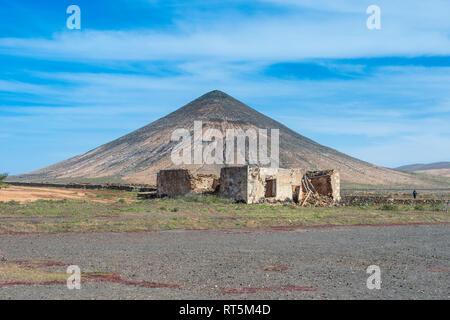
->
[395,162,450,178]
[396,162,450,171]
[6,90,450,187]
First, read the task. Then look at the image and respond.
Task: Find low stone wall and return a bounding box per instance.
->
[342,195,446,206]
[6,181,156,192]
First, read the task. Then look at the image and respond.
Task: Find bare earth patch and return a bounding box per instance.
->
[0,260,69,286]
[0,186,134,203]
[0,259,180,289]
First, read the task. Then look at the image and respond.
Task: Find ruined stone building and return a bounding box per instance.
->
[219,166,304,204]
[305,169,341,202]
[156,166,340,205]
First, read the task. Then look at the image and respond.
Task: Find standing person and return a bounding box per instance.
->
[413,189,417,199]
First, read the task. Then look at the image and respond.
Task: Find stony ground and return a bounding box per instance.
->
[0,223,448,299]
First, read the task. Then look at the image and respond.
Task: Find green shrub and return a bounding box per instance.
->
[0,173,8,188]
[379,204,398,211]
[414,204,425,211]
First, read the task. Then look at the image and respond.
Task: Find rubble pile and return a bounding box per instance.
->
[300,192,337,207]
[298,175,337,207]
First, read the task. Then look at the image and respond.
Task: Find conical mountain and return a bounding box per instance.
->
[8,90,441,186]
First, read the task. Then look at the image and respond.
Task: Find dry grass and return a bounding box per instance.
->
[0,190,448,234]
[0,260,68,284]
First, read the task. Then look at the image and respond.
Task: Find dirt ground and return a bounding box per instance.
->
[0,224,448,299]
[0,186,132,203]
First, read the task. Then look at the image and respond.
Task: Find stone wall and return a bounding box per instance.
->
[220,166,303,204]
[306,169,340,202]
[158,166,338,204]
[247,167,274,204]
[6,181,155,192]
[219,166,248,202]
[157,169,219,197]
[272,168,303,203]
[157,169,193,197]
[248,168,303,204]
[192,174,220,194]
[342,196,446,206]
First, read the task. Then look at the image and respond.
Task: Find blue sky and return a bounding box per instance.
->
[1,0,449,174]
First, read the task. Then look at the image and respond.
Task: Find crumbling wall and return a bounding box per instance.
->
[219,166,248,202]
[305,169,340,202]
[291,171,303,202]
[247,167,303,204]
[157,169,192,197]
[157,169,218,197]
[247,167,275,203]
[292,185,301,203]
[272,168,303,203]
[191,174,220,194]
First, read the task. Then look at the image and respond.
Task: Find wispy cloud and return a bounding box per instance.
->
[1,0,450,62]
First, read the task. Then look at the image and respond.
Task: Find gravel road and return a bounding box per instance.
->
[0,224,448,299]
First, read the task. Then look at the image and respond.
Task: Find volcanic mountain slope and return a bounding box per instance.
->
[8,90,445,186]
[396,162,450,178]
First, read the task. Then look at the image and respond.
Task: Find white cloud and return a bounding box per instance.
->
[1,0,450,62]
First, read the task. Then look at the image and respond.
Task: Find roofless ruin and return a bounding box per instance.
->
[157,166,340,205]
